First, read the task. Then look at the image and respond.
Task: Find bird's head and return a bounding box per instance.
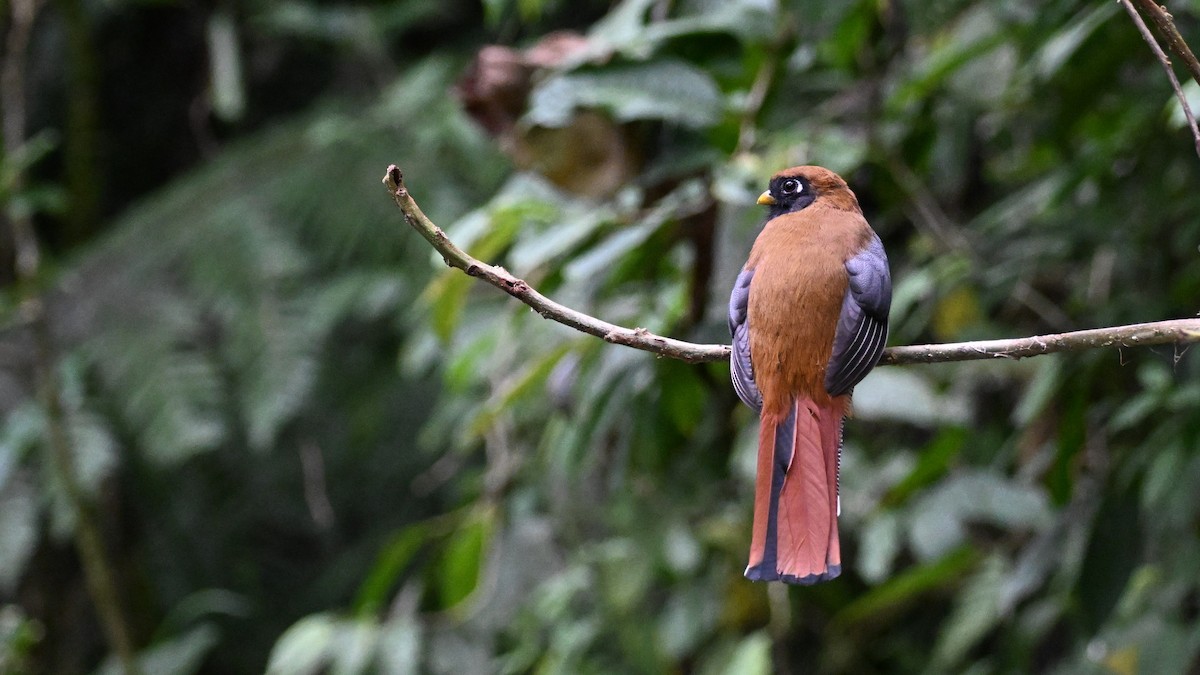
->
[757,166,859,219]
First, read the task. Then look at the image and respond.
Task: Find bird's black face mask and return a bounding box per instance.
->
[759,175,816,219]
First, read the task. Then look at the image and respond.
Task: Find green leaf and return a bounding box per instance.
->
[376,615,423,675]
[883,427,967,505]
[526,60,723,129]
[1012,355,1063,426]
[266,614,338,675]
[355,524,428,616]
[330,620,380,675]
[720,632,771,675]
[661,521,702,574]
[656,584,717,659]
[507,209,613,273]
[886,7,1011,113]
[97,624,221,675]
[265,614,388,675]
[467,343,571,438]
[1168,80,1200,129]
[908,471,1052,560]
[156,589,252,638]
[1078,488,1142,632]
[853,369,972,427]
[87,323,226,466]
[0,605,39,671]
[641,0,776,45]
[562,218,665,283]
[481,0,508,26]
[1034,3,1119,79]
[436,509,494,610]
[516,0,548,22]
[836,547,978,629]
[593,539,652,613]
[0,404,43,490]
[0,129,60,180]
[0,474,38,593]
[858,510,902,584]
[588,0,660,54]
[425,272,473,341]
[659,360,708,435]
[933,554,1007,668]
[590,0,775,54]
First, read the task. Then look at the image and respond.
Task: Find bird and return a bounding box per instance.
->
[728,166,891,584]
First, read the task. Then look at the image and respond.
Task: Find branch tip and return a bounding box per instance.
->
[386,164,403,185]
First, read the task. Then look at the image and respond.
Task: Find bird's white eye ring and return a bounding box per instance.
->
[781,179,801,194]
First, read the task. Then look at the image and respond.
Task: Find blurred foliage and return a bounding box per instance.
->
[3,0,1200,673]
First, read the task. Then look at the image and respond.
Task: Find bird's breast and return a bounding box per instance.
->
[745,209,872,412]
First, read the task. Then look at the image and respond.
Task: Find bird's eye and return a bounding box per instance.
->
[780,179,801,194]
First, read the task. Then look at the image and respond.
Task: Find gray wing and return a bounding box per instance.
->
[825,235,892,396]
[728,267,762,412]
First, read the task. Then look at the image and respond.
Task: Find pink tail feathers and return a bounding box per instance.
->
[745,396,845,584]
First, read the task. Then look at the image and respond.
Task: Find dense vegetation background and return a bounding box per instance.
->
[3,0,1200,673]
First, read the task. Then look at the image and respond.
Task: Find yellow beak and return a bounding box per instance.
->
[757,191,776,206]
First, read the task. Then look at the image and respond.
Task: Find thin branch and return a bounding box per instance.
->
[4,2,141,672]
[384,165,727,364]
[877,319,1200,365]
[1129,0,1200,88]
[735,41,781,157]
[299,441,336,532]
[1122,0,1200,159]
[383,165,1200,367]
[3,0,43,279]
[55,0,103,240]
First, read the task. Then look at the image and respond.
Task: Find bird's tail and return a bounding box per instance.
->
[745,396,845,584]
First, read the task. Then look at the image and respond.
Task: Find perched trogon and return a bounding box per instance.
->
[729,166,892,584]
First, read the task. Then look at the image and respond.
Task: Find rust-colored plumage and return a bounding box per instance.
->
[729,166,891,584]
